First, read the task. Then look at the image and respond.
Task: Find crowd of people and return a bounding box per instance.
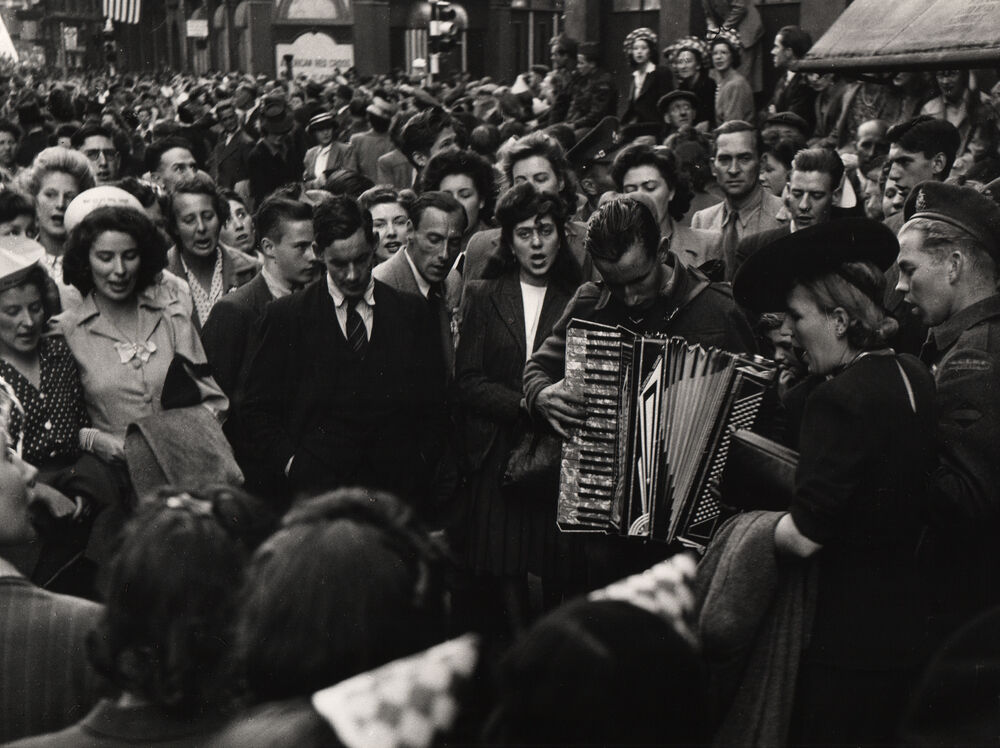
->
[1,14,1000,747]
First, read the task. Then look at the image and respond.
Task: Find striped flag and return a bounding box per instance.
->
[103,0,141,25]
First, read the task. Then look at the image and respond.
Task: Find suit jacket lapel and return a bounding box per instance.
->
[534,281,570,354]
[492,272,527,356]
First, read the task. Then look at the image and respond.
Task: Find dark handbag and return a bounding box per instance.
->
[501,417,563,494]
[719,429,799,511]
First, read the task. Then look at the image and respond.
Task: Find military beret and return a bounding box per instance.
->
[733,217,899,313]
[657,89,699,115]
[763,111,810,136]
[578,42,600,60]
[567,116,621,167]
[903,181,1000,263]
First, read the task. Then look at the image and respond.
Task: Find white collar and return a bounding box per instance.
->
[261,265,295,299]
[403,249,432,298]
[327,273,376,308]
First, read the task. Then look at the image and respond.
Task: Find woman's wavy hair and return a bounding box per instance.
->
[16,146,96,198]
[164,173,230,251]
[497,131,578,214]
[610,144,693,222]
[232,488,452,705]
[796,261,899,351]
[419,147,499,225]
[493,181,582,288]
[708,35,742,70]
[62,206,168,296]
[87,487,275,714]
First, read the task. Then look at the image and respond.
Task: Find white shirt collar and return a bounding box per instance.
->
[327,273,376,308]
[403,249,432,298]
[261,265,295,299]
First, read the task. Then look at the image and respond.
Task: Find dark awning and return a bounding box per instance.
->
[795,0,1000,73]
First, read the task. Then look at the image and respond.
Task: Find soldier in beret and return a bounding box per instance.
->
[565,42,617,138]
[895,181,1000,637]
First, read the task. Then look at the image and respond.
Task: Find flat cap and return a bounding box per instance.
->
[657,89,699,114]
[763,111,810,136]
[903,180,1000,262]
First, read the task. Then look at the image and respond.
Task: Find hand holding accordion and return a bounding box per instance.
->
[557,319,787,550]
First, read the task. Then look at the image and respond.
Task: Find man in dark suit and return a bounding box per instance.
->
[373,191,465,378]
[202,196,318,500]
[241,196,446,509]
[248,100,301,206]
[0,428,103,743]
[766,26,817,131]
[209,99,254,196]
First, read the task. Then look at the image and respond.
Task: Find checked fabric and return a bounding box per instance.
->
[311,633,480,748]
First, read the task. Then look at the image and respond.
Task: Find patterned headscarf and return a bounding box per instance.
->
[706,27,742,52]
[664,35,711,67]
[623,27,658,57]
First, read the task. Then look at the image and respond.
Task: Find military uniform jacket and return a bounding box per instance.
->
[923,294,1000,627]
[565,69,618,131]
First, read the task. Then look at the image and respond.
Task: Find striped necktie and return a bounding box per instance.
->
[346,299,368,357]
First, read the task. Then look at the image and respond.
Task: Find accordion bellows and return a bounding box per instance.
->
[558,319,775,550]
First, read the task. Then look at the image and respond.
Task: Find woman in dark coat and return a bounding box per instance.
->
[455,182,583,637]
[665,36,716,130]
[732,218,938,747]
[620,27,674,129]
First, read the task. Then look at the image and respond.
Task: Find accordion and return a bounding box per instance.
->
[557,319,775,550]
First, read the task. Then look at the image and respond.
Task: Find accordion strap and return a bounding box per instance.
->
[895,359,917,415]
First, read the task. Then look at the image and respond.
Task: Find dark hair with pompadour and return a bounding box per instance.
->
[313,194,375,250]
[584,196,660,263]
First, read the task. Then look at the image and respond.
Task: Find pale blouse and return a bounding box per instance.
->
[58,283,227,438]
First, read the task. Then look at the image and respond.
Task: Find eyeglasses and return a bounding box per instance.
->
[514,224,557,242]
[82,148,119,162]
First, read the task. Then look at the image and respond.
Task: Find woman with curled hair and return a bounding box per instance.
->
[708,30,754,126]
[610,144,720,270]
[620,27,674,128]
[419,147,498,247]
[15,147,96,308]
[58,206,226,468]
[228,488,450,709]
[470,132,590,281]
[9,486,274,747]
[164,173,259,330]
[455,182,583,637]
[732,218,938,746]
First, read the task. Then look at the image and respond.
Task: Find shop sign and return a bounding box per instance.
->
[275,32,354,78]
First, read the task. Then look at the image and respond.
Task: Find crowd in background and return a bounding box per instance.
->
[0,14,1000,747]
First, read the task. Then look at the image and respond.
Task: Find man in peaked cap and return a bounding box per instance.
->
[566,115,622,220]
[895,181,1000,637]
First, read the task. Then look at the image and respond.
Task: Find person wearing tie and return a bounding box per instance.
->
[373,191,466,379]
[690,120,783,280]
[241,195,446,510]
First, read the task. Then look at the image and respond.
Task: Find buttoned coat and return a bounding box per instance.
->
[373,248,460,376]
[621,66,674,126]
[240,278,446,506]
[209,129,254,190]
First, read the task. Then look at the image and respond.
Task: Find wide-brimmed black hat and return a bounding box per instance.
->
[732,218,899,313]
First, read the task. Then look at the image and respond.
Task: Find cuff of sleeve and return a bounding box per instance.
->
[789,502,836,547]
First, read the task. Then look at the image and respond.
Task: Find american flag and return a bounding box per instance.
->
[103,0,141,25]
